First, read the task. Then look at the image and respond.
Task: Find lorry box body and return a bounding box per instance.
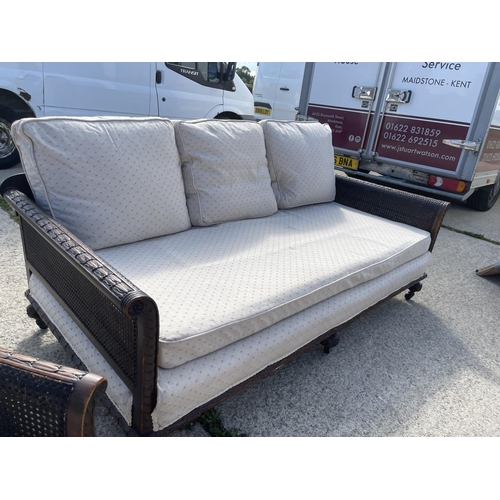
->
[253,62,305,120]
[0,62,254,169]
[298,62,500,211]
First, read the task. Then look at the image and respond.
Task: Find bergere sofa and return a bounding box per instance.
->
[1,116,449,436]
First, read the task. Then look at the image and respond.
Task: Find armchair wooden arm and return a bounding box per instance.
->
[0,346,107,437]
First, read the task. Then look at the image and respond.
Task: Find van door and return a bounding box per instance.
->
[253,62,305,120]
[370,62,491,176]
[253,63,280,118]
[42,62,153,116]
[273,62,305,120]
[156,62,225,119]
[306,62,386,169]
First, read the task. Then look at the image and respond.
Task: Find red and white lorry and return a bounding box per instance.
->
[298,62,500,211]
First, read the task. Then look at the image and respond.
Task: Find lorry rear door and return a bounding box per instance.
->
[370,62,491,178]
[305,62,385,171]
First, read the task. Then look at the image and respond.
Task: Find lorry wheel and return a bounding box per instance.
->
[466,177,500,211]
[0,106,21,170]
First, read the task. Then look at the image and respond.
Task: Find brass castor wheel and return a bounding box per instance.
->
[26,305,48,330]
[405,282,423,301]
[321,333,340,354]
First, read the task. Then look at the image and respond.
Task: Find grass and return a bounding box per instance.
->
[442,224,500,246]
[196,409,247,437]
[0,197,19,223]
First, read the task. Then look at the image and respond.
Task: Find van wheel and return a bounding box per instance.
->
[0,106,21,170]
[466,177,500,211]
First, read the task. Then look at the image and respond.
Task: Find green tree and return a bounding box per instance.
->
[236,66,254,93]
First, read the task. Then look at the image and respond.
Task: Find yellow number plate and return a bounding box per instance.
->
[255,107,271,116]
[334,154,359,171]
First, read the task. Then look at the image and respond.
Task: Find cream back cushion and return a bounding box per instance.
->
[11,116,191,250]
[260,120,336,209]
[174,119,277,226]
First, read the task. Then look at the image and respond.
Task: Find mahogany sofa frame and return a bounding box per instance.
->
[1,173,449,436]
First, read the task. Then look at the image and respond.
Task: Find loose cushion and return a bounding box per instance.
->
[260,120,336,208]
[96,202,431,368]
[11,116,191,250]
[174,119,278,226]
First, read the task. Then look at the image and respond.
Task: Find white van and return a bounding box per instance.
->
[0,62,255,169]
[253,62,305,120]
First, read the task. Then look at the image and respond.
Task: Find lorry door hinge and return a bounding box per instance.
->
[442,138,482,153]
[352,86,377,101]
[386,89,412,104]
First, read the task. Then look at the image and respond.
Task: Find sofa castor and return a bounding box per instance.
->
[26,304,48,330]
[321,333,340,354]
[405,282,423,301]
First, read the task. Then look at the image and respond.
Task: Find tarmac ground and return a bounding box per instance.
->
[1,164,499,438]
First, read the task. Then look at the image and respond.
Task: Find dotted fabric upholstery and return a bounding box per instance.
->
[11,116,191,250]
[29,274,134,425]
[260,120,336,208]
[96,203,431,368]
[29,254,431,431]
[152,253,430,430]
[174,119,278,226]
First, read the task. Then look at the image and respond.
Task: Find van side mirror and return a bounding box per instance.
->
[224,62,236,82]
[207,62,221,82]
[207,62,235,82]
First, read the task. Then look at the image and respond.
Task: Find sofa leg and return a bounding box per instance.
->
[26,304,48,330]
[405,282,423,301]
[321,333,340,354]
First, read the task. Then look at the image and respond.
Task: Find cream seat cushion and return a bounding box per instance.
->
[174,119,278,226]
[260,120,336,208]
[29,253,431,430]
[11,116,191,250]
[95,202,432,368]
